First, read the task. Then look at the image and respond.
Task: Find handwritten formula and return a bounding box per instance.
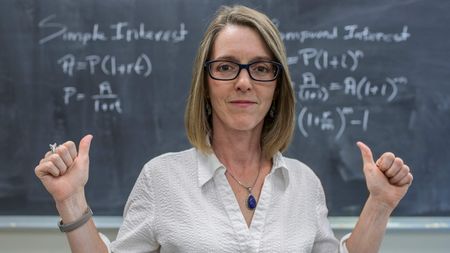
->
[64,81,122,114]
[57,54,152,77]
[37,14,189,114]
[297,72,408,103]
[279,23,411,140]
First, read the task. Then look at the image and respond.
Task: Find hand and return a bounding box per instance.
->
[357,141,413,210]
[35,135,93,203]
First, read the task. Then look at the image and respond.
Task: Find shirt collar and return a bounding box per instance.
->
[197,149,224,187]
[271,151,290,188]
[196,149,290,188]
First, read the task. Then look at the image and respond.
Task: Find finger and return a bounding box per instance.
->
[78,135,93,159]
[54,144,73,171]
[61,141,77,160]
[384,157,404,178]
[48,154,68,175]
[44,150,53,158]
[35,161,60,177]
[396,173,413,186]
[389,164,410,184]
[376,152,395,172]
[356,141,375,166]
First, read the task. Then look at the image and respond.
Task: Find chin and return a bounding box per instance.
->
[213,113,264,132]
[228,119,263,132]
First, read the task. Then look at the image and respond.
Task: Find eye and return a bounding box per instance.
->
[215,62,236,72]
[251,62,272,73]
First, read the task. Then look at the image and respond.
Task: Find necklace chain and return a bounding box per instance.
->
[226,163,261,193]
[224,159,262,210]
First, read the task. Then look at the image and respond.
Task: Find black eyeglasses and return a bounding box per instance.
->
[204,60,282,82]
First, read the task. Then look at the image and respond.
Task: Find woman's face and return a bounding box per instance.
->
[207,25,277,134]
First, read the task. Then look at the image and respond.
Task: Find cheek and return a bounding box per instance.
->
[207,78,231,100]
[262,89,276,108]
[208,87,227,111]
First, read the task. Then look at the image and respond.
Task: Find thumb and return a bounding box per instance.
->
[78,134,93,159]
[356,141,375,167]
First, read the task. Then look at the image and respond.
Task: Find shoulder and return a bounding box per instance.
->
[139,148,197,181]
[281,155,322,187]
[282,156,318,178]
[280,155,328,210]
[144,148,196,167]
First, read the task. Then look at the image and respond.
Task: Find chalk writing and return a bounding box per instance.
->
[63,87,85,105]
[297,72,407,102]
[277,22,411,43]
[63,81,122,114]
[276,22,338,43]
[298,106,369,140]
[39,15,188,45]
[92,81,122,113]
[109,22,188,43]
[288,48,363,71]
[343,25,410,43]
[57,53,152,77]
[277,20,413,140]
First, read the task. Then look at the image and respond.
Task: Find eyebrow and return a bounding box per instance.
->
[213,55,274,63]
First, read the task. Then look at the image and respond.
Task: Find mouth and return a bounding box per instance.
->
[229,100,257,108]
[230,100,256,104]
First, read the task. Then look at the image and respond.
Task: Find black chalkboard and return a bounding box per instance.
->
[1,0,449,216]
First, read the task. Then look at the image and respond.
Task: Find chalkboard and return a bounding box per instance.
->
[1,0,449,216]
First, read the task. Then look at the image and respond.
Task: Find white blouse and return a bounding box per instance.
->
[104,148,349,253]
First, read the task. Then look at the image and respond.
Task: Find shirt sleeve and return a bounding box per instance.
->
[312,177,349,253]
[99,232,112,253]
[339,233,351,253]
[111,165,160,252]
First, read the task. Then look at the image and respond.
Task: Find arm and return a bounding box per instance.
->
[34,135,108,253]
[346,142,413,253]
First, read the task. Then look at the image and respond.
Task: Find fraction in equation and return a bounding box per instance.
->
[298,106,369,140]
[92,81,122,113]
[296,72,329,102]
[296,72,407,103]
[63,81,122,114]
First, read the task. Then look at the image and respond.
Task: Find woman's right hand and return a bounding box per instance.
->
[35,135,93,204]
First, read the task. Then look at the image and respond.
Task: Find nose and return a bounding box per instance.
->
[234,68,252,92]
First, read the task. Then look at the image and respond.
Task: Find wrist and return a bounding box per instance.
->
[55,190,88,223]
[367,195,395,215]
[58,206,93,232]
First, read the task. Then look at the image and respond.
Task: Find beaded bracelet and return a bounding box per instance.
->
[58,206,93,232]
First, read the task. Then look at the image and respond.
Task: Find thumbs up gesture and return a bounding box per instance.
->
[357,141,413,209]
[35,135,93,203]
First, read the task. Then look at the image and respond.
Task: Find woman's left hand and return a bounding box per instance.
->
[357,141,413,210]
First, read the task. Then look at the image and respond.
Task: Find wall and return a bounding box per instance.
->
[1,228,449,252]
[1,218,449,252]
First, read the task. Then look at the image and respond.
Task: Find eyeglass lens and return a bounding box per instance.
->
[207,61,280,81]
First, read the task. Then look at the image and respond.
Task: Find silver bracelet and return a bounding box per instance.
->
[58,206,93,232]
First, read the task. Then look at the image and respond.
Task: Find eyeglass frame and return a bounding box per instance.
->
[204,60,283,82]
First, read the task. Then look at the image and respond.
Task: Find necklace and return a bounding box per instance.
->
[226,164,261,210]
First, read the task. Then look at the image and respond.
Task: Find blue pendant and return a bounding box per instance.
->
[247,193,257,210]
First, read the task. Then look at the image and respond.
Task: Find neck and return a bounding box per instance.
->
[211,129,263,176]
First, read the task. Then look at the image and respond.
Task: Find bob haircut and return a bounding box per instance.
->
[185,5,296,159]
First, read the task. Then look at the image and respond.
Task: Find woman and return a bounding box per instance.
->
[35,5,413,253]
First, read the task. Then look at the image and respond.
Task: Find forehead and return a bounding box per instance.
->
[210,24,273,61]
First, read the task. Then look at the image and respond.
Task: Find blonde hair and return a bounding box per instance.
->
[184,5,295,159]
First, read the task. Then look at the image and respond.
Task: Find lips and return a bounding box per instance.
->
[229,100,257,108]
[230,100,256,104]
